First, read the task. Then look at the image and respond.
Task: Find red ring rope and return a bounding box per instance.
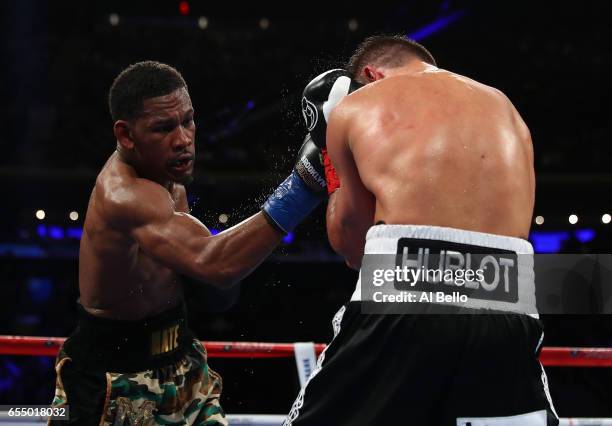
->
[0,335,610,367]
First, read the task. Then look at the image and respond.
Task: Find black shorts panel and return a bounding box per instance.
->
[286,302,558,426]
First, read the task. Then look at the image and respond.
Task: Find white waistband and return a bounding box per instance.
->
[352,225,537,316]
[364,225,533,255]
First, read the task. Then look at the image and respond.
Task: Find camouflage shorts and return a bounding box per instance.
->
[50,339,227,426]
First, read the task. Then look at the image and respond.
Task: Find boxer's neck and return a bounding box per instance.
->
[115,147,175,193]
[383,60,438,78]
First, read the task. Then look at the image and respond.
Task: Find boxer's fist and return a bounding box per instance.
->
[301,70,362,194]
[293,133,326,194]
[301,69,362,148]
[261,135,324,234]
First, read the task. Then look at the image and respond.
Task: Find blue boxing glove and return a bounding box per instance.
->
[261,134,326,234]
[262,69,363,234]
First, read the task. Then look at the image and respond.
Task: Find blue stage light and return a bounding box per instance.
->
[48,226,64,240]
[66,227,83,239]
[27,277,53,304]
[37,224,47,238]
[575,229,596,243]
[529,231,570,253]
[408,10,466,41]
[282,232,294,245]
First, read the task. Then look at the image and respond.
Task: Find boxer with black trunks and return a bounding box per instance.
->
[49,61,329,425]
[285,35,559,425]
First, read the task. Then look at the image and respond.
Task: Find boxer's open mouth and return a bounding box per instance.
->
[170,155,193,172]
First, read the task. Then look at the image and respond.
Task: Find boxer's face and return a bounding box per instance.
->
[123,88,196,185]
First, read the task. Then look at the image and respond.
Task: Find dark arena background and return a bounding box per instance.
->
[1,0,611,422]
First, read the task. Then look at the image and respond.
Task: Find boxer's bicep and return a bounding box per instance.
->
[128,187,214,280]
[125,183,281,287]
[134,212,209,272]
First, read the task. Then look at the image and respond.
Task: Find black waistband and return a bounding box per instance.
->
[63,302,195,372]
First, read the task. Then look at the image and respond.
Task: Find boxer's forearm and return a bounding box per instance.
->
[133,207,282,288]
[193,212,283,288]
[189,139,327,286]
[326,190,365,270]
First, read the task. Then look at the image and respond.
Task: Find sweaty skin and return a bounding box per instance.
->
[79,88,281,320]
[326,62,534,268]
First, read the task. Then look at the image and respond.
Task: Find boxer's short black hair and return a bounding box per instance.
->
[108,61,188,121]
[347,35,436,80]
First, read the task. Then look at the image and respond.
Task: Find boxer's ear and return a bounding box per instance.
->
[114,120,135,150]
[363,65,385,82]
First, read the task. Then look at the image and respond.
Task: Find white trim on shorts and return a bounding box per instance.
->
[351,225,538,316]
[283,305,347,426]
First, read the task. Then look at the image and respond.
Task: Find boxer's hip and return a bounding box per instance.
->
[352,224,538,316]
[50,303,227,425]
[286,301,552,425]
[63,302,194,372]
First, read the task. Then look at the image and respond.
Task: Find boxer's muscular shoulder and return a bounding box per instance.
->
[476,82,529,133]
[328,85,365,122]
[327,83,382,137]
[97,173,175,231]
[339,81,387,116]
[452,71,508,102]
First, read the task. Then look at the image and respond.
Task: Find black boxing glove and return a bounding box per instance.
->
[301,69,363,149]
[301,70,362,194]
[293,133,327,194]
[260,72,362,233]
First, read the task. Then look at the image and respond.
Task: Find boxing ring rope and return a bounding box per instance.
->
[0,336,327,359]
[1,335,611,425]
[0,335,611,366]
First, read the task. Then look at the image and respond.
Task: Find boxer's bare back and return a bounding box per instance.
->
[327,64,534,266]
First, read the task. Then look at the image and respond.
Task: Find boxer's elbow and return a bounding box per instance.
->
[191,248,242,289]
[206,268,242,289]
[327,219,346,256]
[340,247,363,270]
[328,220,362,269]
[193,262,241,289]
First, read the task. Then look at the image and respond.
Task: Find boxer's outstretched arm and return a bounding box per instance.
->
[108,179,282,288]
[325,104,375,269]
